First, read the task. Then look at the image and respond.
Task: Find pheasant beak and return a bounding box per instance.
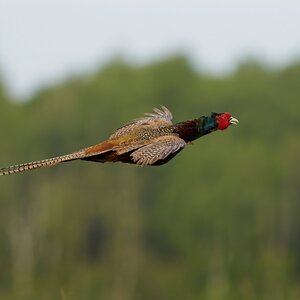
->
[229,116,239,125]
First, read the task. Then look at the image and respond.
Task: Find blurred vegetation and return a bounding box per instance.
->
[0,55,300,300]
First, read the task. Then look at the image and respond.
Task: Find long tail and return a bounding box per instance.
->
[0,151,85,176]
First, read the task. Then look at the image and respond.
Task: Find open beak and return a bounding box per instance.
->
[229,116,239,125]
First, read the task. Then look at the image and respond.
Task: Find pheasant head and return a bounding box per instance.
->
[198,112,239,135]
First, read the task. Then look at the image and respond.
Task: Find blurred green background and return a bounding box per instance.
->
[0,55,300,300]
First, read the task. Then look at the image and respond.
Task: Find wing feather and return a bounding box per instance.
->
[109,106,173,139]
[130,135,186,166]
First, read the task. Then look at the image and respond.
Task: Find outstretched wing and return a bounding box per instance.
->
[130,135,186,166]
[109,106,173,139]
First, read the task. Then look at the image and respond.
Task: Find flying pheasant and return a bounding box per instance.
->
[0,106,238,176]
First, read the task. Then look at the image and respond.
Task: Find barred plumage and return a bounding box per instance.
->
[0,152,85,176]
[130,136,186,166]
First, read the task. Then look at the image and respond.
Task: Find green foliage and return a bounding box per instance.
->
[0,56,300,300]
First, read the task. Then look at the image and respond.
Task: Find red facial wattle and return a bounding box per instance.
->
[216,112,232,130]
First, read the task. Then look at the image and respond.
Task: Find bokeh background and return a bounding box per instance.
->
[0,1,300,299]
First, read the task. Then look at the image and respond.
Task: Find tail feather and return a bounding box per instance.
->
[0,151,85,176]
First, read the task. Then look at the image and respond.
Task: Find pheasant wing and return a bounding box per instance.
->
[130,135,186,166]
[109,106,173,139]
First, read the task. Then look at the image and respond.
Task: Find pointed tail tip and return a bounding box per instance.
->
[0,169,9,176]
[0,163,41,176]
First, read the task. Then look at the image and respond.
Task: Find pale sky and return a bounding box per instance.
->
[0,0,300,98]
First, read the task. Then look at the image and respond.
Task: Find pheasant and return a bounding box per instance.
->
[0,106,238,176]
